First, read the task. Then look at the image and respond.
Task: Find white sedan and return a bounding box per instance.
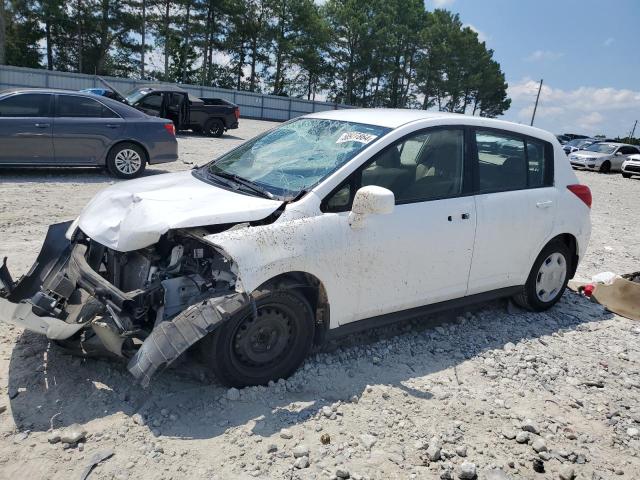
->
[569,142,640,173]
[622,153,640,178]
[0,109,592,387]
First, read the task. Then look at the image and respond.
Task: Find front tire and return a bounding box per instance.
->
[200,288,315,387]
[599,161,611,173]
[513,240,571,311]
[106,142,146,179]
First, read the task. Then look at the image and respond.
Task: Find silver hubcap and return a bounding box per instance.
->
[535,252,567,302]
[114,149,142,175]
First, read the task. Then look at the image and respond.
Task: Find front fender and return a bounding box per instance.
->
[202,216,345,296]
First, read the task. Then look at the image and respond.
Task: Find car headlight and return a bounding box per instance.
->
[65,216,80,240]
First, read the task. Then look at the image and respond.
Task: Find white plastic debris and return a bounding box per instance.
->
[591,272,620,285]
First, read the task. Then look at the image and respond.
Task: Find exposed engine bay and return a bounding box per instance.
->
[0,221,250,385]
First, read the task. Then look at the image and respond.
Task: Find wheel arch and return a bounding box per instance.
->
[256,271,330,347]
[105,140,150,165]
[543,233,579,279]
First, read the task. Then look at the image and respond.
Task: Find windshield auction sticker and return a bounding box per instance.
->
[336,132,378,144]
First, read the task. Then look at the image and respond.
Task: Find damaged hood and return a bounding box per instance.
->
[78,170,283,252]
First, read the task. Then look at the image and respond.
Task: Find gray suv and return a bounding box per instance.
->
[0,89,178,178]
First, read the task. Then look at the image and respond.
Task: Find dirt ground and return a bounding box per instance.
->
[0,120,638,480]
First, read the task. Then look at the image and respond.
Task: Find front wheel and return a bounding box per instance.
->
[513,240,571,311]
[599,161,611,173]
[200,288,315,387]
[106,142,146,179]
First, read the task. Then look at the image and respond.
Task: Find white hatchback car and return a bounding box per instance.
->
[621,153,640,178]
[0,110,592,387]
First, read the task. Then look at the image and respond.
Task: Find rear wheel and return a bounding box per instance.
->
[513,240,571,311]
[599,161,611,173]
[204,119,225,137]
[106,142,146,179]
[200,288,315,387]
[622,172,632,178]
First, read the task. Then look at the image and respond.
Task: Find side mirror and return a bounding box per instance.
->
[348,186,394,228]
[615,151,623,156]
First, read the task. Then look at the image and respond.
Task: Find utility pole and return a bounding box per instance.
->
[629,120,637,140]
[530,79,543,126]
[141,0,146,78]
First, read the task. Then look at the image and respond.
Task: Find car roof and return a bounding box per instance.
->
[306,108,555,141]
[596,142,634,147]
[0,87,149,119]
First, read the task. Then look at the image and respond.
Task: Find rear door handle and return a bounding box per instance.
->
[461,213,471,220]
[34,123,50,128]
[536,200,553,209]
[105,124,120,128]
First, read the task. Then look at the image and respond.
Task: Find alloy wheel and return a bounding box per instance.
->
[114,149,142,175]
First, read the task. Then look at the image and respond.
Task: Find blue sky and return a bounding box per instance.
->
[429,0,640,137]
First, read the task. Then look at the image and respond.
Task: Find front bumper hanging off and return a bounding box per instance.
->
[0,221,87,339]
[0,221,136,340]
[0,221,251,386]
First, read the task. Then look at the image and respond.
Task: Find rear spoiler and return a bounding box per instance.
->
[96,76,129,104]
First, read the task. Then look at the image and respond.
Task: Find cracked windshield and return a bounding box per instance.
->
[205,118,390,198]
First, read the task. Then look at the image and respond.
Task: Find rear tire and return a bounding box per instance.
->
[200,288,315,387]
[513,240,571,312]
[599,161,611,173]
[204,119,225,138]
[622,172,632,178]
[106,142,146,179]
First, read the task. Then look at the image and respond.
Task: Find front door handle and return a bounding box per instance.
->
[105,124,120,128]
[536,200,553,209]
[34,123,50,128]
[461,213,471,220]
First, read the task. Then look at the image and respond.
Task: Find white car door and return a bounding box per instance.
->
[322,127,477,323]
[467,129,557,294]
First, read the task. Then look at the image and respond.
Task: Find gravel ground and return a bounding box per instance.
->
[0,120,639,480]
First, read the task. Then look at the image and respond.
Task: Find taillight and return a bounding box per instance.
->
[567,184,592,208]
[235,107,240,120]
[163,123,176,136]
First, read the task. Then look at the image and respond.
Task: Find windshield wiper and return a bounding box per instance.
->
[209,170,275,199]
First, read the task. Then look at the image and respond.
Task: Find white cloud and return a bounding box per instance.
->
[504,78,640,136]
[464,23,489,43]
[603,37,615,47]
[524,50,564,62]
[432,0,456,7]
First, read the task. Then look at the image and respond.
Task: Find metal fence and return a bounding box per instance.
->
[0,65,351,122]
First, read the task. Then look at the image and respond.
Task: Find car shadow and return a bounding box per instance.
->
[0,167,172,184]
[7,292,613,441]
[176,131,246,141]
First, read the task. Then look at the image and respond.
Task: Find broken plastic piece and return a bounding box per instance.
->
[127,291,249,387]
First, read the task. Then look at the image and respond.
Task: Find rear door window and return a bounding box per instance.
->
[475,130,552,192]
[57,95,119,118]
[476,131,527,192]
[526,139,547,187]
[0,93,52,117]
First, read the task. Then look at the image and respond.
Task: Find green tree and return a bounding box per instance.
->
[4,0,41,67]
[0,0,7,64]
[415,10,510,117]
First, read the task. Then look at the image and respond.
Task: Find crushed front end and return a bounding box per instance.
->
[0,221,249,385]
